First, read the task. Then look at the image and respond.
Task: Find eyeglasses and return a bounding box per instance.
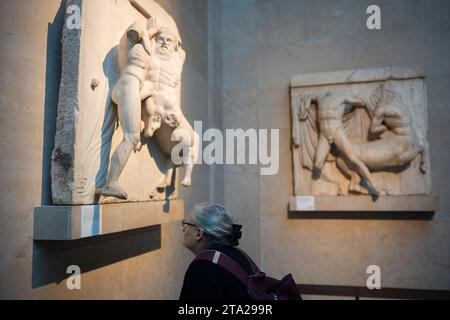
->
[181,219,197,228]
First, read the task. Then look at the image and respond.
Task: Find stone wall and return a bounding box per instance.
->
[213,0,450,290]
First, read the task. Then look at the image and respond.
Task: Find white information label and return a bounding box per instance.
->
[80,205,102,238]
[296,196,315,211]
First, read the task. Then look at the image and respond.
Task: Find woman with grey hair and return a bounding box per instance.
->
[179,203,254,300]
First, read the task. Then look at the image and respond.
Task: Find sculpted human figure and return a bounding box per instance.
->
[98,18,197,199]
[292,94,347,195]
[313,92,379,197]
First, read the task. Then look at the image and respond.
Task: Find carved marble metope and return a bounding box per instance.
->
[290,67,432,200]
[51,0,198,205]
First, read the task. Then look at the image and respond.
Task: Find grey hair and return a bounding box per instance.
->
[191,203,240,248]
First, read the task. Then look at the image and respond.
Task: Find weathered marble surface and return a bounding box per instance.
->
[290,67,433,199]
[51,0,190,205]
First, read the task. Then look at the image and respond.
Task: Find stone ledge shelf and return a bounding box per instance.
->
[33,199,184,240]
[289,195,438,213]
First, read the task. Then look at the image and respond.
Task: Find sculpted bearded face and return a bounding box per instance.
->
[155,31,177,58]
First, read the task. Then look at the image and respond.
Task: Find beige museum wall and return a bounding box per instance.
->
[1,0,449,300]
[214,0,450,290]
[0,0,210,299]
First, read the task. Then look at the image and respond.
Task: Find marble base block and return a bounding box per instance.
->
[289,195,438,213]
[34,199,184,240]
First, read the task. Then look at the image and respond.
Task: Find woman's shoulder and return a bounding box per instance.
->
[181,247,254,300]
[187,256,218,272]
[189,246,255,275]
[180,258,224,300]
[208,245,254,274]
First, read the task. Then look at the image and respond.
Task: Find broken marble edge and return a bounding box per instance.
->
[290,66,426,88]
[51,0,85,205]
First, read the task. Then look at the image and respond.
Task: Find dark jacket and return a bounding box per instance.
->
[179,245,253,300]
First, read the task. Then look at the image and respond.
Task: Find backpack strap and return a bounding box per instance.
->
[194,250,251,286]
[236,247,261,273]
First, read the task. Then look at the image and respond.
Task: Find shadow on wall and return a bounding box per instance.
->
[32,226,162,288]
[287,203,434,220]
[32,1,162,289]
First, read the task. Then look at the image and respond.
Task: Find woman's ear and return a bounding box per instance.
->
[195,228,204,241]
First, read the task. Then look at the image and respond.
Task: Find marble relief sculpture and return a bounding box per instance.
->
[291,68,432,200]
[51,0,197,205]
[97,17,199,200]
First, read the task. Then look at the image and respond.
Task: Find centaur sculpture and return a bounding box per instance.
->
[292,81,428,199]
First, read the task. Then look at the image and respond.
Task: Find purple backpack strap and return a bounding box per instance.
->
[236,247,261,273]
[195,250,251,286]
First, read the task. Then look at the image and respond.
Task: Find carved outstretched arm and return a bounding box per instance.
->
[299,95,316,120]
[371,122,388,135]
[126,21,152,55]
[370,107,388,135]
[146,18,161,43]
[344,96,366,107]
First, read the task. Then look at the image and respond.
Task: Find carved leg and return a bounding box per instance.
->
[181,165,193,187]
[333,130,378,197]
[396,145,427,173]
[181,129,200,187]
[99,76,142,200]
[313,134,331,180]
[150,160,176,199]
[336,157,364,194]
[180,141,194,187]
[157,159,175,189]
[100,134,139,199]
